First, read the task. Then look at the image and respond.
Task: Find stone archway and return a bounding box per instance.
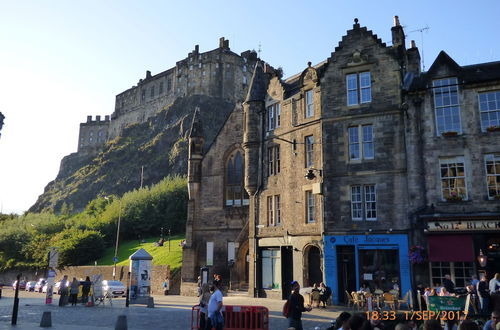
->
[233,240,249,291]
[304,245,323,287]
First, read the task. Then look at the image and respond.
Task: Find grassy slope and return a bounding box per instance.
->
[95,236,184,270]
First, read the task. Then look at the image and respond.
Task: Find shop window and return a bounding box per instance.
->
[225,151,249,206]
[479,91,500,132]
[262,249,281,289]
[306,190,315,223]
[267,145,280,176]
[440,157,467,201]
[430,262,474,288]
[351,185,377,220]
[348,125,374,161]
[305,90,314,118]
[485,154,500,199]
[347,72,371,106]
[433,77,461,135]
[305,135,314,168]
[358,249,400,292]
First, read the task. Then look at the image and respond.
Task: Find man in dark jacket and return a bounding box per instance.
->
[287,281,312,330]
[477,275,490,314]
[443,274,455,294]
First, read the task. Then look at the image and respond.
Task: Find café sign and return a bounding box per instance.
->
[428,220,500,232]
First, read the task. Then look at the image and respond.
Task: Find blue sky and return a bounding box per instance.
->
[1,0,499,213]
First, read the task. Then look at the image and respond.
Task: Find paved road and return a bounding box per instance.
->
[0,290,343,329]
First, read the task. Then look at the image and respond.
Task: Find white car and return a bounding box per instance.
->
[102,280,126,298]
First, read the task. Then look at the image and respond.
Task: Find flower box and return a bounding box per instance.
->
[442,131,458,137]
[486,126,500,132]
[446,196,463,202]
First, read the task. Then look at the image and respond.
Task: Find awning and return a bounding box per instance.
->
[428,235,474,262]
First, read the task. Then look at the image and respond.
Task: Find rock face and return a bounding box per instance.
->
[29,95,237,213]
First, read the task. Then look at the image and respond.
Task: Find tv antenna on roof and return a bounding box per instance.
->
[408,25,430,71]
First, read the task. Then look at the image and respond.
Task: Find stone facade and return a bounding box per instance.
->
[77,115,110,153]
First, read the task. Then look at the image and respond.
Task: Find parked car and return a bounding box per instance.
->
[25,281,37,292]
[12,280,26,290]
[102,280,126,298]
[34,279,46,293]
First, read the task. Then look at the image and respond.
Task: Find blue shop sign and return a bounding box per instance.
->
[323,234,411,305]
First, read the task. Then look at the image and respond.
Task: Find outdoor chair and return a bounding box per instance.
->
[383,292,395,310]
[345,290,354,308]
[397,290,411,309]
[311,290,321,307]
[351,291,365,310]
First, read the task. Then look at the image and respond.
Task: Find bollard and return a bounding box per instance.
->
[146,297,154,308]
[40,311,52,327]
[11,274,21,325]
[115,315,128,330]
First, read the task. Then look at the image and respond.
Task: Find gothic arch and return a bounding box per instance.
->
[224,147,249,207]
[303,244,323,287]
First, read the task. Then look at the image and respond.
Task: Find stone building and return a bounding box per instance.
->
[405,51,500,287]
[77,115,110,153]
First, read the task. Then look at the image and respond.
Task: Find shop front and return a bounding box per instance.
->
[425,217,500,288]
[324,234,411,305]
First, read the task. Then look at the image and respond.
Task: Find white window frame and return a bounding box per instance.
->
[267,196,274,226]
[351,184,377,220]
[305,135,314,168]
[306,190,315,223]
[267,103,281,131]
[274,195,281,225]
[347,72,372,106]
[439,156,468,201]
[348,125,374,161]
[429,262,475,289]
[267,145,280,176]
[479,91,500,131]
[305,90,314,118]
[433,77,462,135]
[485,154,500,199]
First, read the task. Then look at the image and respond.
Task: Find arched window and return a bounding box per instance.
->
[225,150,249,207]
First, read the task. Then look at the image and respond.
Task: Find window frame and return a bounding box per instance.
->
[305,90,314,118]
[346,72,372,106]
[305,135,314,168]
[439,156,468,201]
[485,154,500,199]
[348,125,374,161]
[351,184,377,221]
[267,145,280,176]
[433,77,462,135]
[306,190,315,223]
[225,150,249,207]
[478,90,500,131]
[267,103,281,131]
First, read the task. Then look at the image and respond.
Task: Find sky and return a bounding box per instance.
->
[1,0,499,214]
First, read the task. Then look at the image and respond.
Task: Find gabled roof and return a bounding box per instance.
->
[280,61,327,99]
[425,51,461,77]
[333,19,387,54]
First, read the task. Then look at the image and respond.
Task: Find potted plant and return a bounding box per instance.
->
[486,125,500,132]
[446,191,463,202]
[409,245,426,264]
[442,131,458,137]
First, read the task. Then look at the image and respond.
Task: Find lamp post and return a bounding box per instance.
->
[168,229,171,252]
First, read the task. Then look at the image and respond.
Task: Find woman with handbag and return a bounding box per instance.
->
[198,283,211,330]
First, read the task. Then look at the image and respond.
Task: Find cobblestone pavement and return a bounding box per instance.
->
[0,290,343,329]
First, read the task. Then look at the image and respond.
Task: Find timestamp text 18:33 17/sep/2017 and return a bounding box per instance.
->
[365,311,468,321]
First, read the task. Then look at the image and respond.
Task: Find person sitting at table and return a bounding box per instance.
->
[359,282,371,294]
[439,287,451,296]
[311,283,321,307]
[319,282,332,308]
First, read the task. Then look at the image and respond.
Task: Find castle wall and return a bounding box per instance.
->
[77,115,110,153]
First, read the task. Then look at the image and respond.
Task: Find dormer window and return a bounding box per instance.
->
[433,77,461,135]
[347,72,371,106]
[305,90,314,117]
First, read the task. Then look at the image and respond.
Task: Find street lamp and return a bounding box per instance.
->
[168,229,171,251]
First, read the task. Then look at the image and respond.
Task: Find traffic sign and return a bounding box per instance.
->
[113,257,119,263]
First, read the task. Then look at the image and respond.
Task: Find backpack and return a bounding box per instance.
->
[282,299,290,318]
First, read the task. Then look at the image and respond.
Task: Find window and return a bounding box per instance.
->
[351,184,377,220]
[225,151,249,206]
[267,103,281,131]
[348,125,374,160]
[305,135,314,167]
[485,154,500,198]
[167,78,172,91]
[347,72,371,106]
[262,249,281,289]
[150,86,155,98]
[267,195,281,226]
[479,91,500,131]
[440,157,467,200]
[433,77,461,134]
[306,190,315,223]
[305,90,314,117]
[267,145,280,176]
[159,82,164,94]
[430,262,474,288]
[141,90,146,101]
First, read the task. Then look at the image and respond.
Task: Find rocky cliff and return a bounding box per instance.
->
[29,95,236,213]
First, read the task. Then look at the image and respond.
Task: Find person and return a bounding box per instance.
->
[443,274,455,294]
[198,283,211,330]
[287,280,312,330]
[471,275,480,288]
[458,319,479,330]
[163,277,170,295]
[483,310,500,330]
[311,283,321,307]
[333,311,351,330]
[58,275,69,307]
[197,276,202,297]
[319,282,332,308]
[207,279,224,330]
[440,288,451,296]
[81,276,91,304]
[490,274,500,294]
[478,275,490,314]
[69,277,79,306]
[346,314,366,330]
[359,282,371,294]
[424,319,443,330]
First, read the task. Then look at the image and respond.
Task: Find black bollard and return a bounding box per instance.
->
[125,272,130,308]
[40,311,52,327]
[11,273,21,325]
[115,315,128,330]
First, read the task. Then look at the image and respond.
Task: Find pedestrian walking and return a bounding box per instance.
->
[198,283,211,330]
[286,280,312,330]
[58,275,68,307]
[69,277,79,306]
[163,277,170,295]
[206,279,224,330]
[81,276,91,304]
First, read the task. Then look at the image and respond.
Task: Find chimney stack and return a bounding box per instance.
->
[391,15,405,48]
[411,40,416,49]
[146,70,152,79]
[219,37,225,48]
[393,15,400,26]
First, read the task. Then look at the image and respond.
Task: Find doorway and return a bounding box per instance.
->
[337,245,356,304]
[281,246,293,300]
[306,245,323,287]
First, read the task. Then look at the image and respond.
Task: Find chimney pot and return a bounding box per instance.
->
[195,45,199,53]
[146,70,151,78]
[411,40,416,48]
[393,15,400,27]
[219,37,225,48]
